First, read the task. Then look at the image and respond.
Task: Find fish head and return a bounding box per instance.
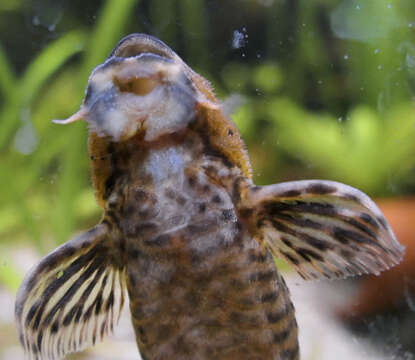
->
[55,34,252,178]
[55,34,201,142]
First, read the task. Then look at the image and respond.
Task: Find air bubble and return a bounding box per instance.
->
[232,27,248,49]
[232,30,245,49]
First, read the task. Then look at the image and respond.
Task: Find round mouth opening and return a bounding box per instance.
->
[114,75,159,96]
[110,53,175,97]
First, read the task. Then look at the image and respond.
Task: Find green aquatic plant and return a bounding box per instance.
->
[0,0,137,290]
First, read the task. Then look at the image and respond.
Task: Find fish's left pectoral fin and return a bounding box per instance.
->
[244,180,405,280]
[15,224,126,360]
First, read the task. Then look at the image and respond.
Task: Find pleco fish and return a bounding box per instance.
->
[15,34,405,360]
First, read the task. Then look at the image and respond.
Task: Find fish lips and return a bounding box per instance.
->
[83,53,198,142]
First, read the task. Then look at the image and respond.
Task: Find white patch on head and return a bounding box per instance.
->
[90,70,115,93]
[153,60,182,82]
[143,86,192,141]
[88,108,134,140]
[85,57,197,141]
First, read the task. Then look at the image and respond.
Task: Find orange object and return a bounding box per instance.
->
[340,197,415,318]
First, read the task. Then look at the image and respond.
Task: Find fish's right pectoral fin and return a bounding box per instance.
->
[241,180,405,280]
[15,223,126,360]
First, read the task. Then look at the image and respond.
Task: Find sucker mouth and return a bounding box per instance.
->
[53,34,197,141]
[114,74,160,96]
[109,33,179,62]
[108,33,199,100]
[110,54,171,97]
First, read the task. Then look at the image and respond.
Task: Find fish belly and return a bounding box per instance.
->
[122,180,299,360]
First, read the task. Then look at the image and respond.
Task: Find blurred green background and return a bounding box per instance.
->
[0,0,415,311]
[1,0,415,359]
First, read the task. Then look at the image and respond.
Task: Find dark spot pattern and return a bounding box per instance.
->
[25,301,40,326]
[332,227,379,247]
[270,218,331,253]
[296,247,324,262]
[221,209,234,221]
[134,222,158,235]
[281,345,299,359]
[51,321,59,334]
[18,228,126,360]
[280,190,302,197]
[281,237,292,248]
[134,189,148,201]
[342,216,378,241]
[261,291,279,303]
[188,176,196,188]
[211,194,222,204]
[264,200,337,218]
[305,183,337,195]
[266,309,287,323]
[360,212,380,229]
[342,193,361,203]
[129,248,141,260]
[377,215,388,230]
[253,270,277,284]
[280,251,300,266]
[271,212,323,230]
[28,248,102,330]
[248,251,268,263]
[144,234,171,247]
[37,331,43,351]
[138,326,148,344]
[273,329,290,343]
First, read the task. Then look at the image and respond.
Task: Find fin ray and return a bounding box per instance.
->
[15,224,126,359]
[244,180,405,280]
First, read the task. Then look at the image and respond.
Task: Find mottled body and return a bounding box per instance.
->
[98,132,298,359]
[15,34,404,360]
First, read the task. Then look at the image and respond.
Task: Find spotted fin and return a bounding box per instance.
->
[15,224,126,360]
[241,180,405,280]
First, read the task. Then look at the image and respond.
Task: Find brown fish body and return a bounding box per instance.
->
[96,130,298,359]
[15,34,404,360]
